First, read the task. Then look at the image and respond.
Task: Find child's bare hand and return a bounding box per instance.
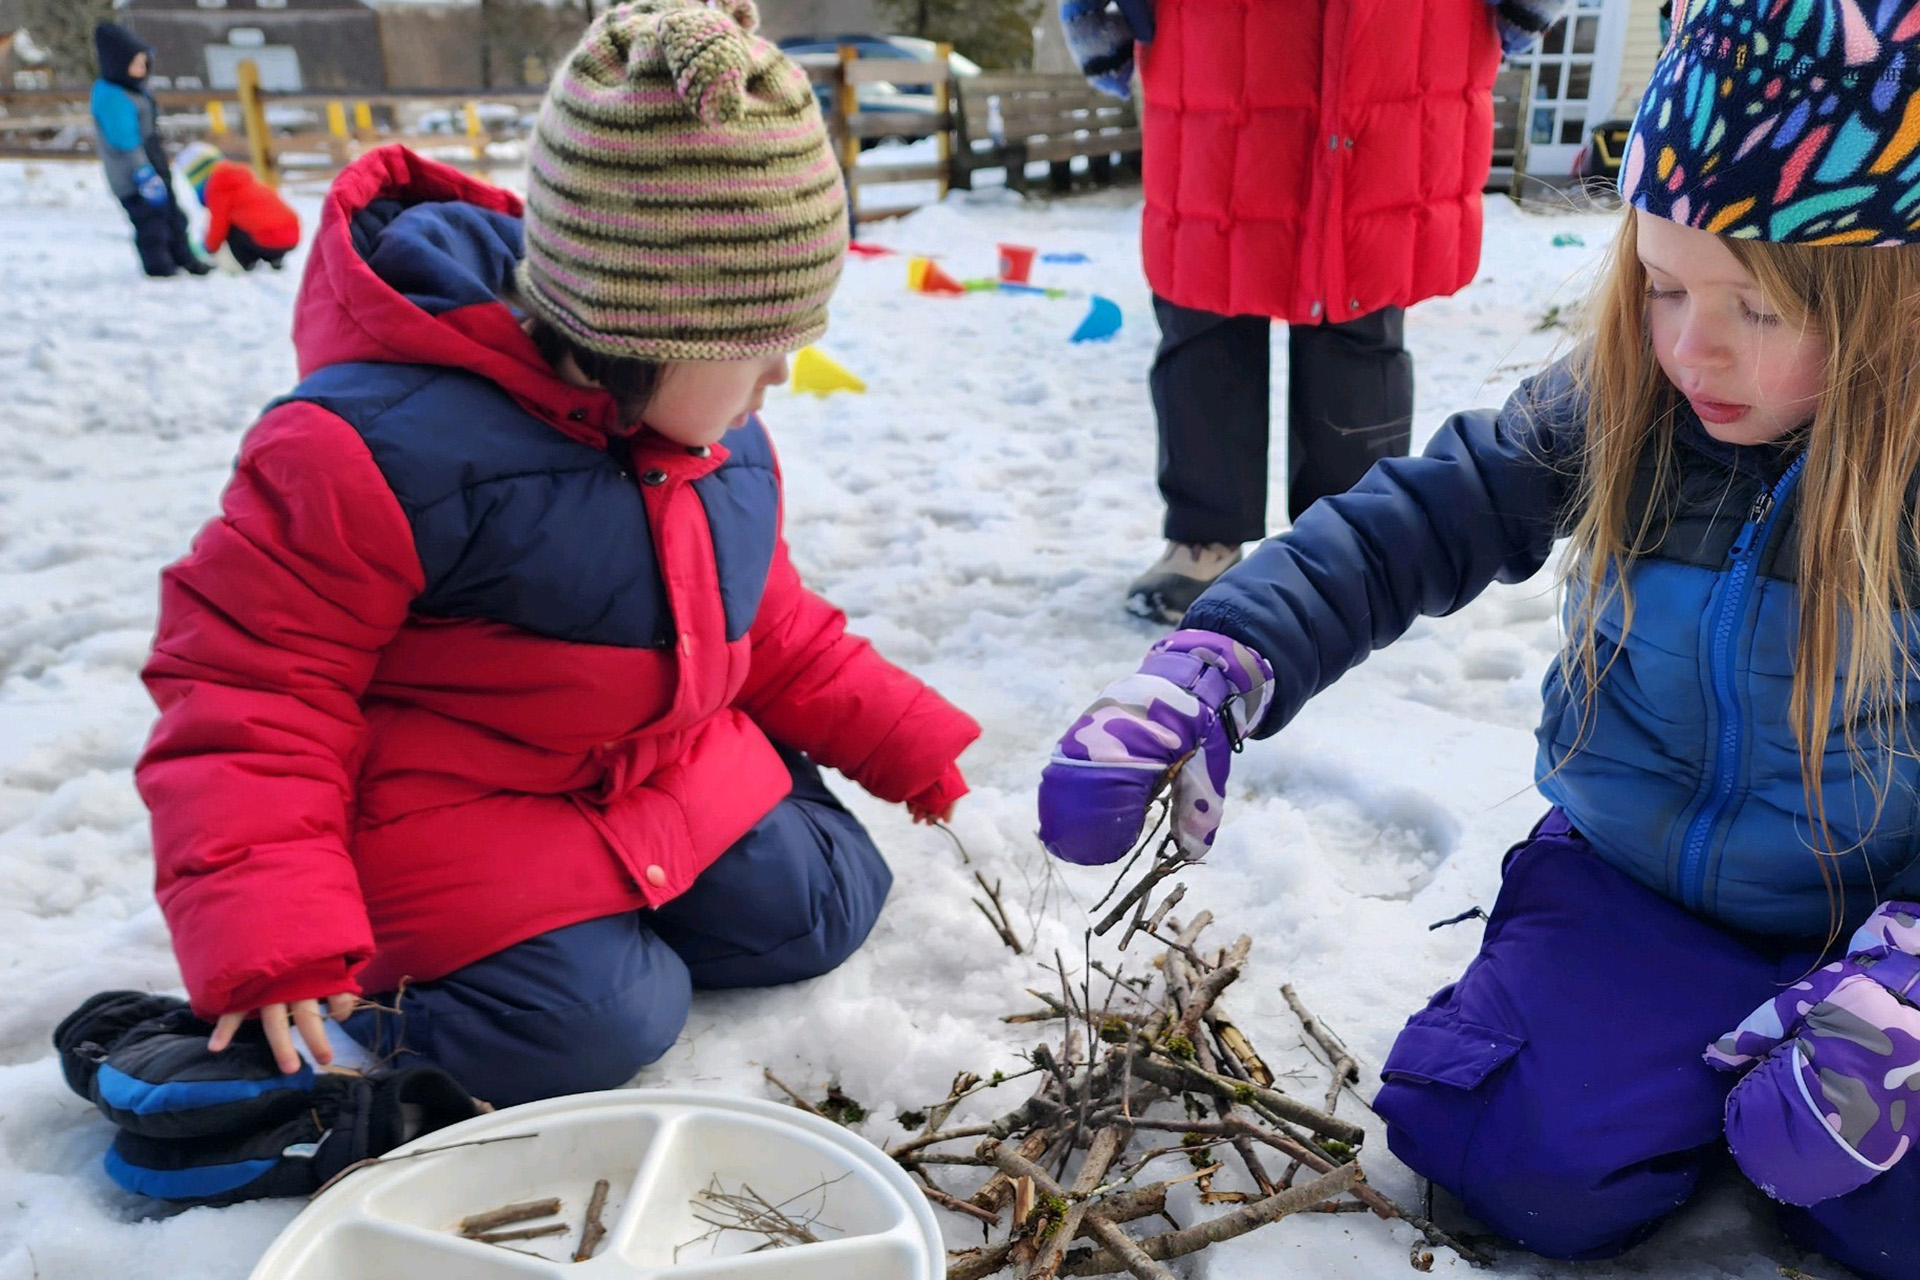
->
[910,802,956,825]
[209,993,357,1074]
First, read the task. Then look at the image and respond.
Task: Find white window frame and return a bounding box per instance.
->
[1510,0,1633,181]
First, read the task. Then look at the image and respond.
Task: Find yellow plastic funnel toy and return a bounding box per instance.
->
[792,346,866,396]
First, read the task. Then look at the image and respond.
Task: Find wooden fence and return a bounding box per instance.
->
[0,48,1141,222]
[1,50,1535,217]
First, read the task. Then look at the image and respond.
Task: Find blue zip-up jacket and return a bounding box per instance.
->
[1186,358,1920,938]
[90,23,164,200]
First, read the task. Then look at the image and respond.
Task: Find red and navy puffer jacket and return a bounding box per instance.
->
[136,148,979,1020]
[1139,0,1503,323]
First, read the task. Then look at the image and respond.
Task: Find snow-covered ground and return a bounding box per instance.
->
[0,159,1817,1279]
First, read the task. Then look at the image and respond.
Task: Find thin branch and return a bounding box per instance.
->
[916,1177,1001,1226]
[459,1198,560,1235]
[312,1132,538,1198]
[972,872,1024,954]
[472,1223,567,1245]
[1084,1213,1180,1280]
[574,1178,611,1262]
[1126,1055,1366,1145]
[1094,837,1199,939]
[944,1185,1167,1280]
[1058,1162,1363,1276]
[889,1124,1000,1160]
[1129,1117,1494,1266]
[1029,1126,1128,1280]
[763,1069,831,1120]
[1281,983,1360,1113]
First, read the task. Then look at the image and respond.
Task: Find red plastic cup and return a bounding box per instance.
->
[997,243,1037,284]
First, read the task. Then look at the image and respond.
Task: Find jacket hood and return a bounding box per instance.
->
[94,23,151,91]
[292,147,622,444]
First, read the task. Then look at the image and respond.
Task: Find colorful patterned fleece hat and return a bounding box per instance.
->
[517,0,849,363]
[1623,0,1920,244]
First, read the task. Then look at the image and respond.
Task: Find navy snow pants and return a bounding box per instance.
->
[118,190,197,278]
[1149,295,1414,538]
[1374,811,1920,1280]
[346,747,891,1109]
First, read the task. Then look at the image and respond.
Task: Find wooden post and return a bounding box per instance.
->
[353,101,374,139]
[836,44,859,219]
[206,100,229,137]
[1509,65,1535,202]
[465,101,486,162]
[933,41,952,201]
[326,100,350,164]
[235,58,276,188]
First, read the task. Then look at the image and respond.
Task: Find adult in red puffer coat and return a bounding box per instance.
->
[132,0,977,1112]
[1062,0,1566,621]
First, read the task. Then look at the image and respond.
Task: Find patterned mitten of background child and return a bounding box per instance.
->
[132,164,169,207]
[1705,902,1920,1205]
[1038,629,1272,866]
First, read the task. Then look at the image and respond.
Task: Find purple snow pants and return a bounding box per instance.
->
[1373,811,1920,1280]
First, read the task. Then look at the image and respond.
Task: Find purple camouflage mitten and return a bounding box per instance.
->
[1705,901,1920,1205]
[1037,629,1274,866]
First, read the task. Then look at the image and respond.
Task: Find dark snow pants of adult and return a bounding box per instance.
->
[117,190,197,278]
[1373,810,1920,1280]
[1149,295,1413,539]
[345,746,892,1109]
[225,227,287,271]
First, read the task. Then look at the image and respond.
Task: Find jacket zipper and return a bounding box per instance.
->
[1676,453,1806,910]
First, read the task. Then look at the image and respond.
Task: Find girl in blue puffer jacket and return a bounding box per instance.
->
[1039,2,1920,1277]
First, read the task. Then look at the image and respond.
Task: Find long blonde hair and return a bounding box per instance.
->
[1562,206,1920,879]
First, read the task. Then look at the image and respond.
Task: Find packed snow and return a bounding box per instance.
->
[0,158,1816,1279]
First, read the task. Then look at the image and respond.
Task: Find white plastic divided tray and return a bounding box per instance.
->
[249,1089,945,1280]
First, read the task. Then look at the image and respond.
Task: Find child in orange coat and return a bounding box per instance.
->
[177,142,300,271]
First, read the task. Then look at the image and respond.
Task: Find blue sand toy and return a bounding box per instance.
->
[1071,295,1122,342]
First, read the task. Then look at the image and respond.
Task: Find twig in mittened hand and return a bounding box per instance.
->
[1096,835,1200,939]
[1089,797,1172,915]
[574,1178,610,1262]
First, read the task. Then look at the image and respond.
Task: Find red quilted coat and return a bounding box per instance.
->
[136,149,979,1020]
[1139,0,1504,322]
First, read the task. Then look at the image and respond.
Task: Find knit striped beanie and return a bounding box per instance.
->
[178,141,221,191]
[518,0,848,362]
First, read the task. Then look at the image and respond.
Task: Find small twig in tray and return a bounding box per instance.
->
[574,1178,611,1262]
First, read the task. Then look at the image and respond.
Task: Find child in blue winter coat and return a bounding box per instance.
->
[1040,2,1920,1277]
[90,23,208,279]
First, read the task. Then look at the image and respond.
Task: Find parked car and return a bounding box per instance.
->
[777,34,981,145]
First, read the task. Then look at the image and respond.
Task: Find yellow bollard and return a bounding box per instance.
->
[207,100,229,136]
[465,101,485,162]
[353,101,374,137]
[326,100,350,163]
[235,58,277,188]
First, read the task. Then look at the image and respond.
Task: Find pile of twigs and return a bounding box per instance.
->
[874,822,1491,1279]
